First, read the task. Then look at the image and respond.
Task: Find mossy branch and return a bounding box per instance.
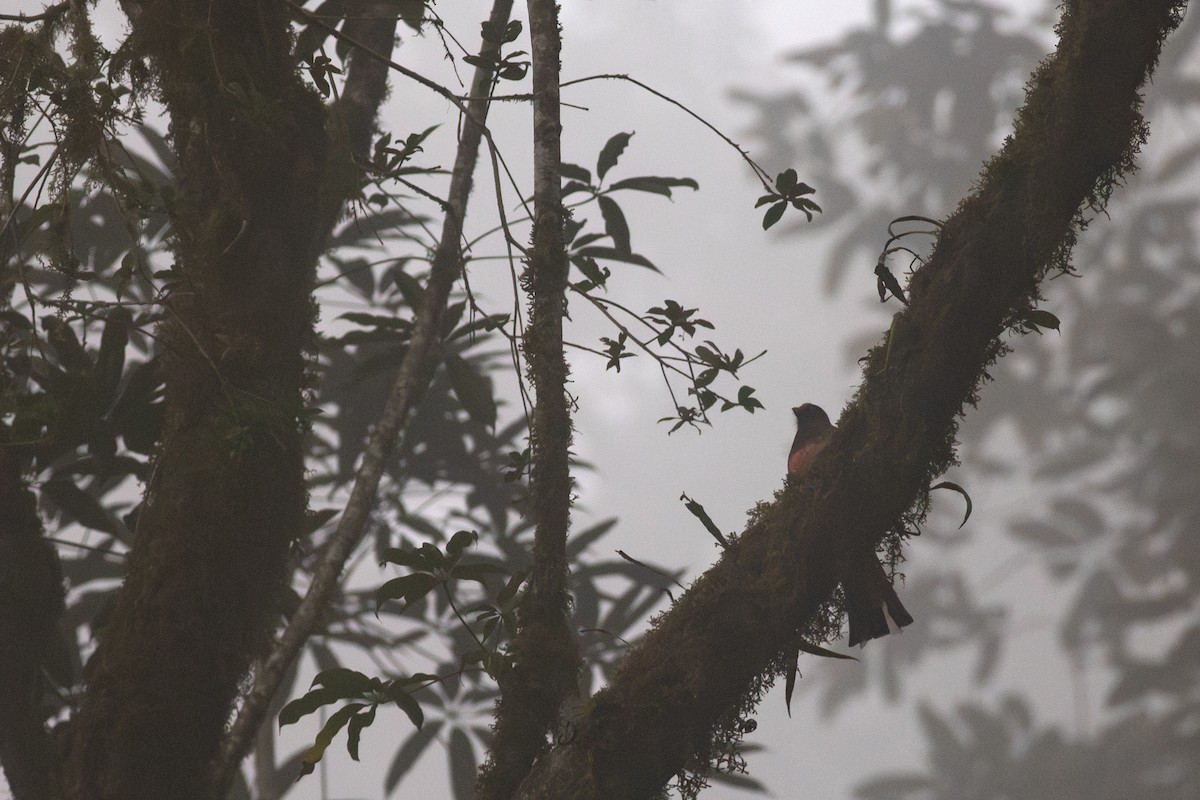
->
[506,2,1186,797]
[476,1,582,798]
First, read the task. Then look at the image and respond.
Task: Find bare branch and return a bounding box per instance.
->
[214,1,517,791]
[0,2,69,23]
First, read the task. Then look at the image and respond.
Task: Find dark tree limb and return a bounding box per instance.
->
[62,1,331,797]
[476,1,581,798]
[505,1,1186,797]
[0,449,66,800]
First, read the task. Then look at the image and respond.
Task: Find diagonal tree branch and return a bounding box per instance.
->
[505,1,1187,797]
[214,1,517,793]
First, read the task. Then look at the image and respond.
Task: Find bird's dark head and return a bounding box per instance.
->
[788,403,834,475]
[792,403,831,430]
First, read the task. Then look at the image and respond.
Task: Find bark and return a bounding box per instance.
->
[0,449,66,800]
[1,20,70,800]
[64,2,330,798]
[505,1,1186,797]
[475,2,581,797]
[214,1,515,792]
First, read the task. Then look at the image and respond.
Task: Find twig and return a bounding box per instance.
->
[214,1,517,790]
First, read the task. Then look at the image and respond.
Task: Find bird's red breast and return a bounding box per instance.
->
[788,403,834,477]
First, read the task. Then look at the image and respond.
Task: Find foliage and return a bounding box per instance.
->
[736,1,1200,796]
[0,2,789,797]
[1,1,1186,798]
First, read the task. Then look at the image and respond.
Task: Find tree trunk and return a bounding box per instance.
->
[65,2,329,797]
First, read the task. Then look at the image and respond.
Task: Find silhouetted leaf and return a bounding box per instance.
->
[596,132,633,181]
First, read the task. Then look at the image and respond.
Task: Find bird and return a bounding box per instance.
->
[789,403,913,647]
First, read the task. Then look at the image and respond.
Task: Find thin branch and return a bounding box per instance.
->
[0,1,69,23]
[561,73,775,187]
[214,1,517,790]
[476,0,581,794]
[283,0,464,111]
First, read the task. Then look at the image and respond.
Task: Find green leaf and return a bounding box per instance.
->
[279,686,343,727]
[497,60,528,81]
[596,195,631,256]
[931,481,973,528]
[0,310,32,331]
[313,667,375,696]
[346,703,377,761]
[379,546,432,570]
[386,683,425,730]
[680,492,727,547]
[571,255,610,291]
[566,518,617,559]
[596,132,634,182]
[299,703,363,776]
[723,385,763,413]
[445,529,478,561]
[389,268,427,311]
[448,312,510,341]
[107,356,162,454]
[775,168,799,192]
[784,648,798,716]
[762,200,787,230]
[572,246,659,271]
[439,301,467,339]
[1020,308,1061,333]
[324,328,410,347]
[564,218,589,245]
[481,18,522,44]
[874,259,908,304]
[795,639,858,660]
[606,175,699,197]
[561,180,593,198]
[444,354,497,429]
[559,162,592,184]
[23,201,63,233]
[376,573,440,608]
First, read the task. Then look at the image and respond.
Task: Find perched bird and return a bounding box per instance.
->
[789,403,913,647]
